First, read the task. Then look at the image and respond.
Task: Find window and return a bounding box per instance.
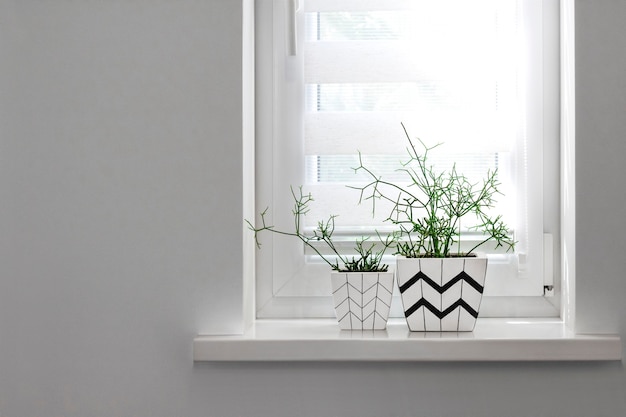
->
[255,0,560,319]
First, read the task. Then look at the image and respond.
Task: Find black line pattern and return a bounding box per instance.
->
[331,273,394,330]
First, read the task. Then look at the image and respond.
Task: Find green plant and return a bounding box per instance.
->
[247,186,396,272]
[352,123,515,258]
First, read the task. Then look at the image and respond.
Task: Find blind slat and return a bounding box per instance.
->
[305,42,501,84]
[305,112,514,154]
[303,0,415,13]
[305,41,426,84]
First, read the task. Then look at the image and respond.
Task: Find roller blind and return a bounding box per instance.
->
[303,0,517,154]
[298,0,522,233]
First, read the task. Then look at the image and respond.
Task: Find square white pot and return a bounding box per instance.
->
[331,271,394,330]
[396,256,488,331]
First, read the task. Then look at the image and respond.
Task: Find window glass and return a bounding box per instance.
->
[255,0,559,318]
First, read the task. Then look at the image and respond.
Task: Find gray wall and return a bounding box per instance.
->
[1,1,625,416]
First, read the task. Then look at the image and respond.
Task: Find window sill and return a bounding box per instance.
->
[193,318,622,362]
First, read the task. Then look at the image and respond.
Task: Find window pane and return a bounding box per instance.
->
[254,0,555,318]
[304,152,513,231]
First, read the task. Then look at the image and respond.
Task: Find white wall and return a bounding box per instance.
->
[0,1,625,416]
[575,0,626,335]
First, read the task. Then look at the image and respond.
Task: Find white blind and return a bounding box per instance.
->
[299,0,521,230]
[303,0,518,156]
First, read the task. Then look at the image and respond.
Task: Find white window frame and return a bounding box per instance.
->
[254,0,562,319]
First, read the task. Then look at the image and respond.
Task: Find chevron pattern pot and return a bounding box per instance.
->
[331,272,394,330]
[396,256,488,331]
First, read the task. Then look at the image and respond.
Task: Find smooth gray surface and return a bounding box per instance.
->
[1,1,626,416]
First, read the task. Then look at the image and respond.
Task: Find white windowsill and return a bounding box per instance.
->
[193,318,622,362]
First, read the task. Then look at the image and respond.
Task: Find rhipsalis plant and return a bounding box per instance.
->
[352,123,515,258]
[247,186,397,272]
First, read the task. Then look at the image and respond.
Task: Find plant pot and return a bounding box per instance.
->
[396,256,488,331]
[331,271,394,330]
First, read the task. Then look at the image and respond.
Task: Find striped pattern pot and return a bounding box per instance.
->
[396,256,488,331]
[331,272,394,330]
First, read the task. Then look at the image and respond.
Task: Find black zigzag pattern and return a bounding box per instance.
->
[399,270,484,295]
[399,270,484,319]
[404,298,479,319]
